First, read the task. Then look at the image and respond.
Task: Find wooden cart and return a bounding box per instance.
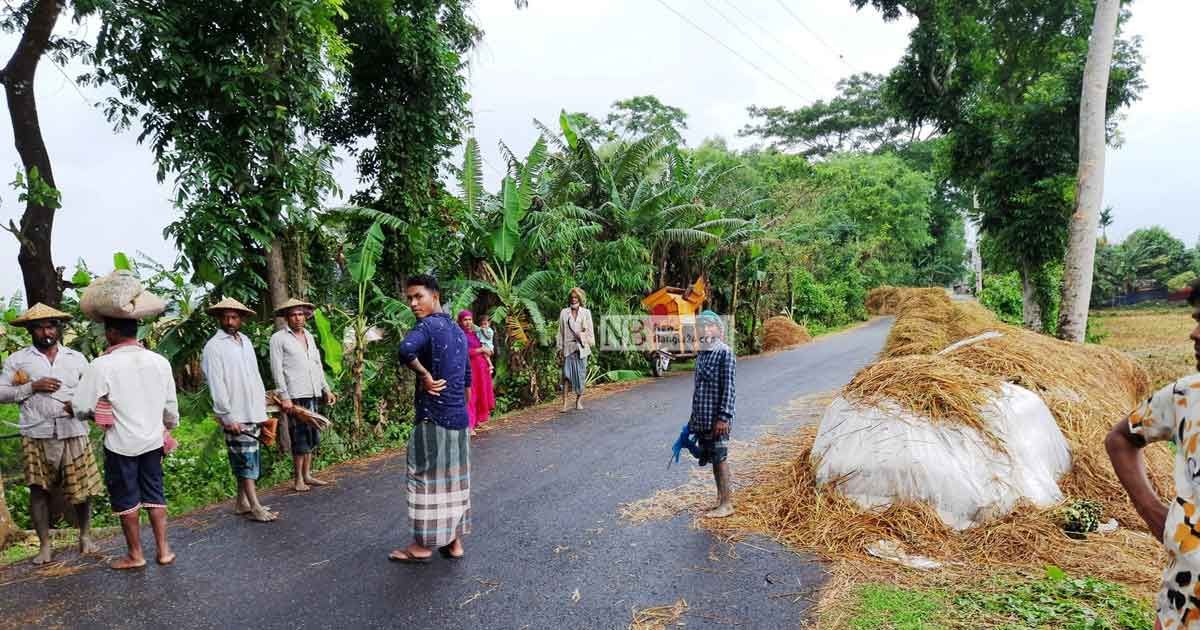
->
[640,277,706,376]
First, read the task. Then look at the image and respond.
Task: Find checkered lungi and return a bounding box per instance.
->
[224,424,262,480]
[22,435,104,504]
[407,421,471,548]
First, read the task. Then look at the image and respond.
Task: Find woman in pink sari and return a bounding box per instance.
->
[458,311,495,434]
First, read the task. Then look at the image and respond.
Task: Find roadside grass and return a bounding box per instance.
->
[1092,305,1195,389]
[840,568,1153,630]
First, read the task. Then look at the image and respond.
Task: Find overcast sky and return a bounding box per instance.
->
[0,0,1191,300]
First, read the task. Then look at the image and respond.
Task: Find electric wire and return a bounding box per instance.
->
[773,0,858,73]
[718,0,840,85]
[700,0,821,94]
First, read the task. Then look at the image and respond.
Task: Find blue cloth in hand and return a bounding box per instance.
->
[670,423,703,467]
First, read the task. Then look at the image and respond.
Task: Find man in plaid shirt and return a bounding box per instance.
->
[689,310,736,518]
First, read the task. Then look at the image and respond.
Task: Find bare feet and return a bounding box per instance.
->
[110,554,147,570]
[304,476,329,487]
[294,481,311,492]
[235,504,272,515]
[80,535,100,556]
[157,550,176,566]
[575,397,583,410]
[703,503,734,519]
[32,545,53,565]
[244,507,278,523]
[561,397,569,412]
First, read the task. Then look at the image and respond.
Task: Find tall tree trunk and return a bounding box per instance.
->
[0,474,14,549]
[267,238,290,330]
[2,0,64,307]
[1021,260,1043,332]
[1058,0,1121,342]
[655,244,666,287]
[750,277,762,351]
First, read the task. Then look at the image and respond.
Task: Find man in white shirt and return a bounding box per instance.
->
[74,317,180,570]
[269,298,336,492]
[201,298,276,523]
[0,304,101,564]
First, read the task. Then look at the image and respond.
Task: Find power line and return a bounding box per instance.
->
[773,0,857,73]
[700,0,821,94]
[652,0,807,100]
[718,0,840,86]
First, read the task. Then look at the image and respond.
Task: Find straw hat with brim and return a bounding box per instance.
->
[274,298,315,316]
[11,303,73,327]
[206,297,256,317]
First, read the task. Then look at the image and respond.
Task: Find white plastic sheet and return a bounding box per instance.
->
[812,383,1070,530]
[79,270,167,322]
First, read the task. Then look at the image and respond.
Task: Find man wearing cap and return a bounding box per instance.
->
[689,309,737,518]
[74,316,179,569]
[202,298,276,522]
[0,304,101,564]
[269,298,336,492]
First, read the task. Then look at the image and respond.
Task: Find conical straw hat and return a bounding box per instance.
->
[273,297,315,316]
[11,303,72,327]
[206,297,256,317]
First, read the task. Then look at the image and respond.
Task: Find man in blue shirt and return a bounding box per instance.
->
[389,275,472,563]
[690,310,736,518]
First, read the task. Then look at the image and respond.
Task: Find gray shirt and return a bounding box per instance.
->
[0,345,90,439]
[269,327,330,402]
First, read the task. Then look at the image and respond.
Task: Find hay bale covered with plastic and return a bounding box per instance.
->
[815,355,1071,530]
[762,316,812,352]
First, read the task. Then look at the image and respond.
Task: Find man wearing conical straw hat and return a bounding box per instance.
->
[0,303,100,564]
[202,298,277,522]
[1108,278,1200,629]
[269,297,336,492]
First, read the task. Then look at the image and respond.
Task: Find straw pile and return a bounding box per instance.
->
[842,354,1003,445]
[702,286,1167,605]
[704,425,1164,598]
[865,286,904,315]
[762,316,812,352]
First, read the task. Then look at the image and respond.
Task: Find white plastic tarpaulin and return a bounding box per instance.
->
[812,383,1070,530]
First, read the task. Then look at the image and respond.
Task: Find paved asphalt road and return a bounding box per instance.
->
[0,317,891,630]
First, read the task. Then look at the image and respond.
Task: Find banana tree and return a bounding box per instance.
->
[317,209,416,430]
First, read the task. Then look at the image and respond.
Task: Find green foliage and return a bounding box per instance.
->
[88,0,348,297]
[742,73,916,157]
[1092,226,1192,304]
[10,166,61,210]
[846,571,1152,630]
[321,0,479,284]
[850,584,947,630]
[857,0,1145,312]
[603,95,688,145]
[980,271,1025,326]
[954,568,1153,629]
[312,309,344,376]
[112,251,132,272]
[1169,271,1197,293]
